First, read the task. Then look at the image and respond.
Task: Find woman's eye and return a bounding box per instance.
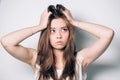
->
[62,28,68,32]
[50,30,55,33]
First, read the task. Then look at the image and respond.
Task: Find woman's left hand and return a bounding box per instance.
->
[62,8,74,24]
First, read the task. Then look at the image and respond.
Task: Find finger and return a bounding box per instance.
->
[48,12,52,16]
[44,8,48,13]
[42,8,48,14]
[61,10,66,15]
[48,12,52,15]
[61,9,67,15]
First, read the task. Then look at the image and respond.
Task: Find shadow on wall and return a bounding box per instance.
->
[115,40,120,62]
[75,27,97,51]
[75,27,87,51]
[75,27,120,80]
[86,64,120,80]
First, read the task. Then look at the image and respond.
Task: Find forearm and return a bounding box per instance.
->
[1,25,42,46]
[72,20,114,39]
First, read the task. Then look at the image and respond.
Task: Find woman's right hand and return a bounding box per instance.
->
[39,9,51,30]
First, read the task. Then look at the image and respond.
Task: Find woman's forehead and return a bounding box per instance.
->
[50,18,67,28]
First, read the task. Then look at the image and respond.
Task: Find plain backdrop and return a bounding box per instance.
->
[0,0,119,80]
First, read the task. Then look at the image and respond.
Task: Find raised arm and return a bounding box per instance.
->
[1,26,40,65]
[72,21,114,67]
[0,9,51,66]
[62,9,114,68]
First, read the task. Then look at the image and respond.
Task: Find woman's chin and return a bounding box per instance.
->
[53,46,65,50]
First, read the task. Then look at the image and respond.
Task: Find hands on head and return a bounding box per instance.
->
[39,4,74,30]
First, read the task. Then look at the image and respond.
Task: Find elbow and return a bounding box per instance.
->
[108,29,114,38]
[104,29,114,39]
[0,37,6,47]
[0,37,9,47]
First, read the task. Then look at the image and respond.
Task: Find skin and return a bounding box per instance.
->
[0,8,114,74]
[50,18,69,69]
[50,18,69,50]
[62,9,114,69]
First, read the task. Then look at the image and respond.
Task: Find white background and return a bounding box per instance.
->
[0,0,119,80]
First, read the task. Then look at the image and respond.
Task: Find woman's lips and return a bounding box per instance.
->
[56,41,63,45]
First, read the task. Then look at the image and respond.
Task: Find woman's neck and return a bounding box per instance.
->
[54,49,65,70]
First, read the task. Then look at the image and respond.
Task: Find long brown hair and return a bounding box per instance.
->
[36,4,77,80]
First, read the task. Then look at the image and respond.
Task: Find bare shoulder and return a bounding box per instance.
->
[76,49,89,74]
[77,48,90,68]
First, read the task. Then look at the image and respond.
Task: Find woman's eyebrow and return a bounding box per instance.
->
[61,26,68,28]
[50,27,56,29]
[50,26,67,29]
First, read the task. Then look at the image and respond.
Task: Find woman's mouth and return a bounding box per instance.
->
[56,41,63,45]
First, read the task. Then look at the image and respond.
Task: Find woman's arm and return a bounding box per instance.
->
[72,21,114,67]
[1,26,41,65]
[62,9,114,68]
[0,9,51,66]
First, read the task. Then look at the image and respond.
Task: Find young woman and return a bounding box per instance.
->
[0,4,114,80]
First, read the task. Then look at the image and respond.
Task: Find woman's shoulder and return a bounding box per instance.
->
[75,49,88,68]
[30,63,40,74]
[76,51,84,65]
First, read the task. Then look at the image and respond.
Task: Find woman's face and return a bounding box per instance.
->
[49,18,69,50]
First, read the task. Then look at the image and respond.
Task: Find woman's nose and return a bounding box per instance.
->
[56,31,62,39]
